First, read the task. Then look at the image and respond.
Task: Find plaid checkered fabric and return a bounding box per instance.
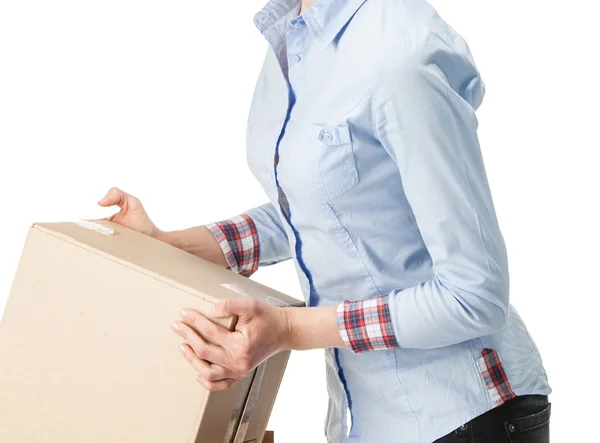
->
[205,214,259,277]
[336,296,399,353]
[477,348,517,406]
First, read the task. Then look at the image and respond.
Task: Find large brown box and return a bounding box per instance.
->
[0,221,300,442]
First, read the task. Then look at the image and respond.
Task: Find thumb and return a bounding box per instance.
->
[98,187,126,208]
[210,298,258,319]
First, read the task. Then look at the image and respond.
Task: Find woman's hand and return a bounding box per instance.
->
[171,298,293,391]
[97,187,228,267]
[98,187,162,238]
[171,299,345,391]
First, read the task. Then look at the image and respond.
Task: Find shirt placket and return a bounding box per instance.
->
[274,16,306,218]
[271,16,316,304]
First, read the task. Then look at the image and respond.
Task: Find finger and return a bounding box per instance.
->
[171,322,228,366]
[196,376,239,392]
[98,187,126,208]
[179,309,232,345]
[179,344,235,381]
[210,298,259,319]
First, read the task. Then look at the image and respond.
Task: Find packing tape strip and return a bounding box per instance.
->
[232,361,268,443]
[75,220,115,236]
[224,387,249,443]
[220,284,291,308]
[266,296,290,307]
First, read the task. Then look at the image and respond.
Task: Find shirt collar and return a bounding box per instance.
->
[253,0,368,50]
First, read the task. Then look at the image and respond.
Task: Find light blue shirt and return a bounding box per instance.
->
[243,0,551,441]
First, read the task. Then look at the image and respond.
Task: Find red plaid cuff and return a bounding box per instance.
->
[205,214,259,277]
[478,348,517,406]
[336,296,399,353]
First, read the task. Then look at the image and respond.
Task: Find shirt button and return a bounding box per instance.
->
[290,54,301,63]
[319,130,333,143]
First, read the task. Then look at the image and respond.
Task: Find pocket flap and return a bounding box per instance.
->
[318,124,352,146]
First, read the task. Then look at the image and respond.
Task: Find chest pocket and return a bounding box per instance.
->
[316,123,359,201]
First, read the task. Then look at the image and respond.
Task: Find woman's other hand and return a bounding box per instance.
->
[97,186,228,267]
[171,298,344,391]
[98,187,161,238]
[171,298,293,391]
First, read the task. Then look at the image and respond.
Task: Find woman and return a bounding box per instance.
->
[99,0,551,441]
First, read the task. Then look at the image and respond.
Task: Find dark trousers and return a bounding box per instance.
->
[435,395,551,442]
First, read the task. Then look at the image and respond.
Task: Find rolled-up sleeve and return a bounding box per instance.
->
[358,32,510,350]
[206,202,291,277]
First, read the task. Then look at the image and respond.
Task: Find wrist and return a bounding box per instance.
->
[153,229,172,245]
[280,306,344,351]
[281,307,298,351]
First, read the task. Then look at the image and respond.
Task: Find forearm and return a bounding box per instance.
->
[284,305,344,351]
[155,203,290,278]
[156,227,228,269]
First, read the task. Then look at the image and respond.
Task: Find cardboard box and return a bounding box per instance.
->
[0,221,301,442]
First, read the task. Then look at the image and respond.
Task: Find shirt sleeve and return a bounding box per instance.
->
[205,202,291,277]
[337,29,509,352]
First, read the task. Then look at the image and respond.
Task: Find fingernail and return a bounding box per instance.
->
[171,322,179,332]
[179,344,186,355]
[180,309,187,318]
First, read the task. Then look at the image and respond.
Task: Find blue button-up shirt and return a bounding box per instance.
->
[243,0,551,441]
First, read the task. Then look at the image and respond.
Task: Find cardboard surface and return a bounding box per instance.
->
[0,221,301,443]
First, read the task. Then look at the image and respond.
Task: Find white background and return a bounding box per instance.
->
[1,1,598,441]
